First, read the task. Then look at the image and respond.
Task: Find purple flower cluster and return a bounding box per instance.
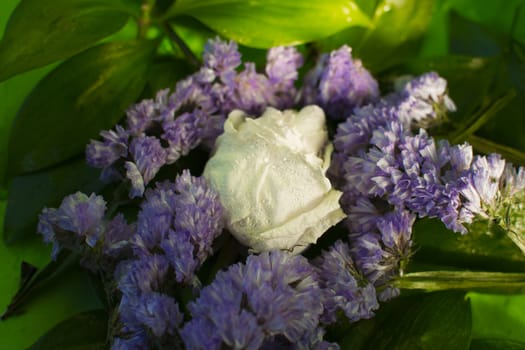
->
[302,45,379,120]
[111,170,224,347]
[38,192,106,259]
[132,170,224,284]
[86,38,304,198]
[85,39,381,199]
[36,36,525,350]
[394,72,457,129]
[181,250,338,350]
[113,254,183,349]
[460,154,525,224]
[329,72,460,296]
[349,210,415,301]
[314,240,379,323]
[38,192,134,270]
[332,70,525,298]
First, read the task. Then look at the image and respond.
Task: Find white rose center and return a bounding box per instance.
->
[203,105,346,253]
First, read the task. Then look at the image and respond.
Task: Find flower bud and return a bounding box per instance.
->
[203,105,345,253]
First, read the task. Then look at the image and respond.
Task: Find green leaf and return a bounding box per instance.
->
[412,218,525,272]
[144,57,195,95]
[0,199,104,349]
[418,1,449,57]
[7,39,158,176]
[448,11,504,57]
[0,0,132,82]
[448,0,525,45]
[27,309,107,350]
[470,293,525,343]
[470,338,525,350]
[447,12,525,155]
[450,89,516,144]
[163,0,372,48]
[339,291,472,350]
[2,251,80,320]
[317,0,434,72]
[4,159,105,243]
[372,292,471,349]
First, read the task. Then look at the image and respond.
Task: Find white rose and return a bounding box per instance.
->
[203,105,346,253]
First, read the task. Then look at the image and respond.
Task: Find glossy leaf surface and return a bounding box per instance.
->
[339,291,472,350]
[4,159,105,243]
[28,310,107,350]
[7,39,157,176]
[164,0,372,48]
[0,0,131,82]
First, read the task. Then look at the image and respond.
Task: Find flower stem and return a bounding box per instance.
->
[393,270,525,294]
[451,89,516,145]
[465,134,525,165]
[161,22,200,67]
[138,0,156,39]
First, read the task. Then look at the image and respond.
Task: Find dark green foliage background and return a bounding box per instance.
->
[1,0,525,348]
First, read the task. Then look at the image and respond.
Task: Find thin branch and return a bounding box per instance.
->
[162,22,200,67]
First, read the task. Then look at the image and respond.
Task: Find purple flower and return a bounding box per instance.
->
[266,46,304,109]
[500,163,525,198]
[345,196,393,234]
[334,100,474,234]
[377,210,415,258]
[397,139,472,233]
[116,257,183,345]
[125,136,167,198]
[231,62,275,115]
[111,330,149,350]
[125,292,183,338]
[181,263,265,350]
[103,214,135,258]
[458,153,506,224]
[314,240,379,324]
[181,250,325,349]
[86,125,129,168]
[349,232,383,280]
[350,210,415,299]
[58,193,106,244]
[471,154,506,205]
[302,45,379,120]
[85,38,308,194]
[125,162,145,199]
[171,76,217,116]
[126,89,175,135]
[293,327,340,350]
[38,207,63,259]
[394,72,456,129]
[133,181,178,255]
[160,230,198,285]
[171,170,224,262]
[342,154,387,198]
[201,37,242,85]
[38,192,107,259]
[333,102,399,158]
[116,254,171,297]
[162,111,202,163]
[133,171,223,284]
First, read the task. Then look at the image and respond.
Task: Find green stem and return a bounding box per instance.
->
[393,271,525,294]
[451,89,516,145]
[138,0,156,39]
[161,22,200,67]
[466,134,525,165]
